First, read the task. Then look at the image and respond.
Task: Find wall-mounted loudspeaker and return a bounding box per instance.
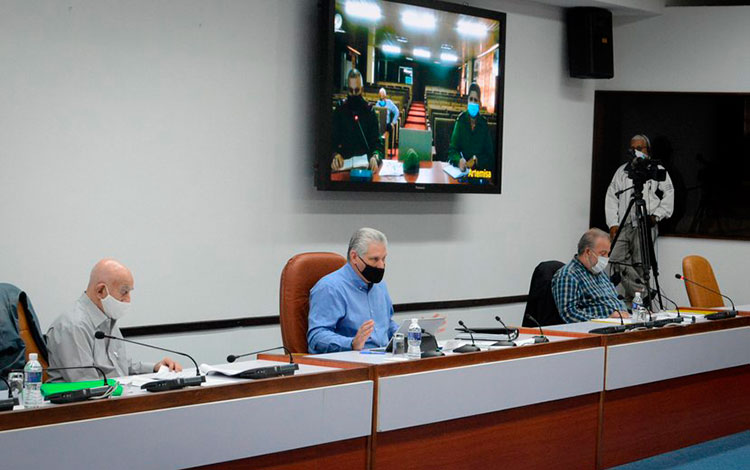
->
[566,7,613,79]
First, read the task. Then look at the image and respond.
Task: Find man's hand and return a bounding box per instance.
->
[458,158,467,171]
[609,226,619,241]
[369,156,379,172]
[154,357,182,372]
[610,310,630,319]
[351,319,375,351]
[331,153,344,171]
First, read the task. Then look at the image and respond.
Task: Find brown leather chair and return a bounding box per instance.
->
[17,297,49,380]
[279,252,346,353]
[682,255,723,308]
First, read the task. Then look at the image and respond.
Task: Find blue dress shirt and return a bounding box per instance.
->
[307,263,399,354]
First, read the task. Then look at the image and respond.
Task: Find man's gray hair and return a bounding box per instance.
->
[577,228,609,255]
[630,134,651,151]
[348,227,387,260]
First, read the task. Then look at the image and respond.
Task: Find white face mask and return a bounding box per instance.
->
[590,253,609,274]
[101,286,131,320]
[633,149,648,159]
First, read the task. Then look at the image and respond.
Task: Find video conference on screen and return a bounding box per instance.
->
[323,0,505,193]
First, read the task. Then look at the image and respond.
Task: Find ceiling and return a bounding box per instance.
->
[337,1,502,64]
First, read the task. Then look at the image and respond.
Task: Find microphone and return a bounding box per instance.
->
[227,346,294,364]
[0,376,18,411]
[44,366,113,404]
[675,274,737,320]
[614,295,627,325]
[353,114,371,153]
[95,331,205,392]
[523,314,550,344]
[655,290,689,325]
[453,320,481,353]
[491,316,516,347]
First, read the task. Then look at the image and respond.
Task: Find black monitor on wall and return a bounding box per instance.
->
[315,0,506,194]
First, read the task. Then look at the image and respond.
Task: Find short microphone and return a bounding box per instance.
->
[227,346,294,364]
[523,314,550,344]
[353,114,371,153]
[453,320,481,353]
[655,290,688,324]
[0,376,18,410]
[675,274,737,320]
[95,330,201,376]
[492,316,517,347]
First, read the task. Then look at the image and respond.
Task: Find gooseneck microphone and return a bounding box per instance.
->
[95,331,201,376]
[353,114,371,153]
[653,289,686,323]
[453,320,481,353]
[95,331,206,392]
[675,274,738,320]
[492,316,517,347]
[523,314,550,344]
[227,346,294,364]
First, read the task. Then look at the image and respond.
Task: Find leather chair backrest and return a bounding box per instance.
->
[17,298,49,381]
[682,255,723,308]
[279,252,346,353]
[523,260,565,327]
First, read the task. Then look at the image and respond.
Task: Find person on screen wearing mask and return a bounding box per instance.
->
[46,258,181,382]
[376,87,400,135]
[331,68,383,172]
[605,134,674,305]
[551,229,630,323]
[307,228,399,354]
[447,82,495,173]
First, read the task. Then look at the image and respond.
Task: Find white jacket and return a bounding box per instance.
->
[605,162,674,228]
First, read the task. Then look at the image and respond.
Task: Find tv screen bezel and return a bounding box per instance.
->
[315,0,507,194]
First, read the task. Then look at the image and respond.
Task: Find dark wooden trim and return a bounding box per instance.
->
[121,295,529,337]
[121,315,281,337]
[600,316,750,346]
[393,294,528,312]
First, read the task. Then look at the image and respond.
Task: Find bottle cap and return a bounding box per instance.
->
[29,353,38,361]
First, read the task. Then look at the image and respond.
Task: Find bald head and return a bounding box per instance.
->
[86,259,134,311]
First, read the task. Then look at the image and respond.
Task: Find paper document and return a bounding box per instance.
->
[443,164,469,179]
[378,159,404,177]
[333,154,369,172]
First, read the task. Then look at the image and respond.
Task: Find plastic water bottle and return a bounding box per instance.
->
[632,292,646,323]
[407,318,422,359]
[23,353,43,409]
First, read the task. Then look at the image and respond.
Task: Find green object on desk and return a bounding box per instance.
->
[41,379,123,397]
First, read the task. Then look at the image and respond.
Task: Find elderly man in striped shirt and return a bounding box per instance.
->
[552,228,630,323]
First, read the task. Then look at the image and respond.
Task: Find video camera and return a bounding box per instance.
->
[625,149,666,185]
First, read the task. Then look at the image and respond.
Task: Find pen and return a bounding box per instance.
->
[360,350,386,355]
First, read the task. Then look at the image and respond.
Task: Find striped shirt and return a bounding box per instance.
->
[552,256,626,323]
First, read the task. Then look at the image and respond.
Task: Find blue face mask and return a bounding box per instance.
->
[377,100,386,107]
[467,102,479,117]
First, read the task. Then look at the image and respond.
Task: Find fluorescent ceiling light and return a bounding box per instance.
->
[456,19,487,38]
[401,10,436,30]
[381,44,401,54]
[345,1,382,21]
[412,48,431,59]
[440,52,458,62]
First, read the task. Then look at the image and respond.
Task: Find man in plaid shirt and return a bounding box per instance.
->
[552,228,630,323]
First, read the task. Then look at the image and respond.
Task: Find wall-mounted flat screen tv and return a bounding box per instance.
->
[315,0,506,193]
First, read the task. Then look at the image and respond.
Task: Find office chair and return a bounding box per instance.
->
[682,255,723,308]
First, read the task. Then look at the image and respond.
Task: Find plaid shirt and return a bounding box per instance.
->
[552,256,626,323]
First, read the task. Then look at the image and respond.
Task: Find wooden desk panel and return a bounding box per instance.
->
[599,365,750,469]
[374,393,600,470]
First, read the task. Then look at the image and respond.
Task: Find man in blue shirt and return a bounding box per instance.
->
[552,228,630,323]
[307,228,399,354]
[377,88,400,132]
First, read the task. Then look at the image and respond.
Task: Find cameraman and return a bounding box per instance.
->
[605,134,674,305]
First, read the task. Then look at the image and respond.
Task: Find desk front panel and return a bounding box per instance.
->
[377,347,605,432]
[606,326,750,390]
[0,381,373,470]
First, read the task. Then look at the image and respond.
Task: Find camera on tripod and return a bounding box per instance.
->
[625,149,666,185]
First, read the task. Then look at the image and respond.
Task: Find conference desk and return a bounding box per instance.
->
[331,161,469,185]
[546,316,750,468]
[298,330,605,469]
[0,360,373,470]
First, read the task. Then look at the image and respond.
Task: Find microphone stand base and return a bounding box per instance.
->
[452,344,481,353]
[705,310,738,321]
[490,340,516,347]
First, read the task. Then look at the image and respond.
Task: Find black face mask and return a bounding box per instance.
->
[347,94,366,109]
[357,259,385,284]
